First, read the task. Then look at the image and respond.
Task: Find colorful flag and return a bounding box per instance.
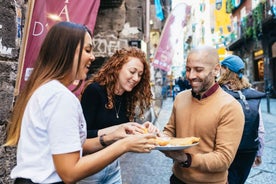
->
[155,0,164,21]
[153,3,191,72]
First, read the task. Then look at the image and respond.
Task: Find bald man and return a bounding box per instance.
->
[162,46,245,184]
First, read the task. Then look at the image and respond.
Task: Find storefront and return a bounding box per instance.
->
[261,16,276,97]
[253,49,264,81]
[227,18,276,97]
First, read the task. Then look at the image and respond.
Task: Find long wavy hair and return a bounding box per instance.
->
[218,66,251,90]
[5,21,92,146]
[83,47,152,121]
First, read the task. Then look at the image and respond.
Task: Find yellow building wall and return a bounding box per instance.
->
[211,0,231,34]
[210,0,232,60]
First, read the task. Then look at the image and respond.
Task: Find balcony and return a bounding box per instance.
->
[227,1,274,50]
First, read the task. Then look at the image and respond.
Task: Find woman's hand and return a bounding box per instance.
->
[121,122,149,135]
[142,121,160,134]
[111,122,160,136]
[108,124,132,141]
[98,122,157,147]
[119,134,157,153]
[100,121,162,147]
[108,122,145,140]
[98,122,144,136]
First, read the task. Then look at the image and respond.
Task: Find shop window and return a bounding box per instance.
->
[272,42,276,58]
[254,49,264,81]
[257,59,264,81]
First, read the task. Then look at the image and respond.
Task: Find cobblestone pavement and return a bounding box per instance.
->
[120,97,173,184]
[120,96,276,184]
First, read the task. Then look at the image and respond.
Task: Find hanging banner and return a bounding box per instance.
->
[155,0,164,21]
[152,3,191,72]
[15,0,100,95]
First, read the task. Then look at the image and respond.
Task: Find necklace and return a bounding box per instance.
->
[114,99,122,119]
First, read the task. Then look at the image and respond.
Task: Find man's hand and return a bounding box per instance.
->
[162,150,188,163]
[253,156,262,167]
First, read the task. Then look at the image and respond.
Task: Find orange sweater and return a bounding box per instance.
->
[163,87,244,184]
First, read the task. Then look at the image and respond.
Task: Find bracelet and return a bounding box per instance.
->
[179,153,192,168]
[99,134,107,147]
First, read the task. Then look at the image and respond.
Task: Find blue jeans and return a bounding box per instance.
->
[77,159,121,184]
[228,150,257,184]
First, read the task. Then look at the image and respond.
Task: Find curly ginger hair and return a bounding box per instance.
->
[83,47,153,121]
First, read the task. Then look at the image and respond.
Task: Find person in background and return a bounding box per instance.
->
[183,76,191,90]
[177,76,191,92]
[5,21,156,184]
[176,76,185,92]
[218,55,266,184]
[161,45,244,184]
[173,77,181,101]
[79,47,158,184]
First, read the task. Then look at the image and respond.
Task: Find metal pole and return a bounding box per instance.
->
[266,92,270,114]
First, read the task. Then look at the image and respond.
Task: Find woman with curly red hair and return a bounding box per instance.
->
[79,47,157,184]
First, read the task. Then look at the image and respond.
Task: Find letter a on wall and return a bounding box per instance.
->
[15,0,100,94]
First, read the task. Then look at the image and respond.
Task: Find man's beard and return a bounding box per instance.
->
[191,72,214,95]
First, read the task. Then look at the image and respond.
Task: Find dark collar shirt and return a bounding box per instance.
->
[192,83,219,100]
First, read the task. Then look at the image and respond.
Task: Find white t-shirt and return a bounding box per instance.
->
[11,80,87,183]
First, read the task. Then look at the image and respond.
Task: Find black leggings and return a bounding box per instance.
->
[14,178,64,184]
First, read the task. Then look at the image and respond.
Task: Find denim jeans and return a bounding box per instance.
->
[77,159,122,184]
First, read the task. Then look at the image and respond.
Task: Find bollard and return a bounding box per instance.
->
[266,92,270,113]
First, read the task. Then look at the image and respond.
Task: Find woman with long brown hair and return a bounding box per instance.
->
[5,22,156,184]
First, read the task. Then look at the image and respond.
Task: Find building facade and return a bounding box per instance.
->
[226,0,276,97]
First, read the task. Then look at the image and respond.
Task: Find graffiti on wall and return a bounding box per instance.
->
[93,34,128,57]
[0,32,12,55]
[15,2,22,47]
[0,1,22,57]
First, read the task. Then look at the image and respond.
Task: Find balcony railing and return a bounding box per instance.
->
[228,1,274,45]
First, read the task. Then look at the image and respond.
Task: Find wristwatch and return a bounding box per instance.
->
[179,153,192,168]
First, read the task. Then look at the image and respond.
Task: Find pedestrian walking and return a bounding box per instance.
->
[218,55,266,184]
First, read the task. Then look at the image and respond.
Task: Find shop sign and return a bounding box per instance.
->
[254,49,264,58]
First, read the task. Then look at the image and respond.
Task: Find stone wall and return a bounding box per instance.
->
[0,0,25,183]
[93,0,146,57]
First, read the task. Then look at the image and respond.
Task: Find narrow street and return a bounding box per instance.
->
[120,96,276,184]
